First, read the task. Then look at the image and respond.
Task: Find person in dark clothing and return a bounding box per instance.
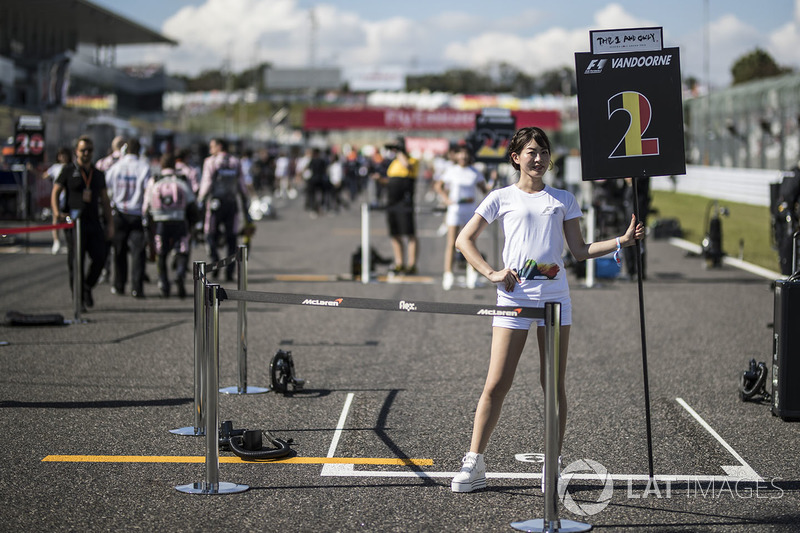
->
[305,147,328,217]
[623,177,651,280]
[775,164,800,275]
[50,135,115,310]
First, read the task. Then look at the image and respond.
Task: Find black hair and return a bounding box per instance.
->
[507,127,551,171]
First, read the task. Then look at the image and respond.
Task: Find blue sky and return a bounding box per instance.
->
[92,0,800,88]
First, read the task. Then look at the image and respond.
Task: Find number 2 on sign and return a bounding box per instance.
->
[607,91,660,158]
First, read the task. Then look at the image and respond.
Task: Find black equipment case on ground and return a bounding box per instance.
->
[772,279,800,420]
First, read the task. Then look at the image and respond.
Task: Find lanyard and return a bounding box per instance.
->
[79,165,93,189]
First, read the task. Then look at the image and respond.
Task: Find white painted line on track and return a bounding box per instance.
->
[320,464,757,483]
[327,392,355,458]
[320,393,763,482]
[667,237,781,280]
[676,397,763,481]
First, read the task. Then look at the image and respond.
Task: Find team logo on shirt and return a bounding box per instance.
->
[517,259,559,280]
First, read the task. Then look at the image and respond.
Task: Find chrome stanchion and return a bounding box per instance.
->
[72,215,84,322]
[361,202,371,284]
[176,283,248,495]
[171,261,207,436]
[512,302,591,533]
[221,245,269,394]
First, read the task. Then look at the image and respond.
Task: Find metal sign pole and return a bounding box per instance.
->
[171,261,206,436]
[361,203,371,283]
[585,205,596,288]
[72,215,83,321]
[633,177,655,479]
[221,245,268,394]
[512,302,591,533]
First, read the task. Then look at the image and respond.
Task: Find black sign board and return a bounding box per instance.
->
[575,47,685,180]
[468,109,516,164]
[14,115,45,163]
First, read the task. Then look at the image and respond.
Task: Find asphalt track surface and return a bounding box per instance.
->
[2,190,799,532]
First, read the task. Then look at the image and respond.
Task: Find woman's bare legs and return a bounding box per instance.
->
[444,225,458,273]
[469,327,529,453]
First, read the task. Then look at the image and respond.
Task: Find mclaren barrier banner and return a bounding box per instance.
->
[575,28,686,181]
[220,289,545,320]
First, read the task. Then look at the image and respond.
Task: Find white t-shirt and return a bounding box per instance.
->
[274,156,290,178]
[475,184,582,301]
[440,164,485,226]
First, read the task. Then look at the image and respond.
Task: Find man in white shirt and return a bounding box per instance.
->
[105,138,151,298]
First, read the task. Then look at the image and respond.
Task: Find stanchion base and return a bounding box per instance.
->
[175,481,249,495]
[511,519,592,532]
[219,385,270,395]
[169,426,205,436]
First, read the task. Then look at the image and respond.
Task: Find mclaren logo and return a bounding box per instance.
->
[478,308,523,317]
[302,298,343,307]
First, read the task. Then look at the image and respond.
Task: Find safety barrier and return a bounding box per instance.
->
[511,303,591,532]
[175,281,248,495]
[1,218,79,321]
[177,269,579,533]
[171,244,267,438]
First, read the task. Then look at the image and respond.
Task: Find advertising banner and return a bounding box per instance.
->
[303,108,559,132]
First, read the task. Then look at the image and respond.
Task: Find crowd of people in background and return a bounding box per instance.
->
[31,130,719,311]
[37,133,534,310]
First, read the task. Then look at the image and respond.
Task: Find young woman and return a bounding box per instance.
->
[451,126,644,493]
[433,142,489,290]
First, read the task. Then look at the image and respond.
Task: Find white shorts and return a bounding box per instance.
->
[492,292,572,330]
[446,204,476,228]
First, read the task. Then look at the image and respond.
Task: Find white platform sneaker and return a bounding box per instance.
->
[451,452,486,493]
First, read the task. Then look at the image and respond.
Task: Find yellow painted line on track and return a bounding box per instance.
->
[270,273,434,284]
[42,455,432,466]
[273,274,345,282]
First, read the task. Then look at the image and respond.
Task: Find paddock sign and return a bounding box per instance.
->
[468,108,516,164]
[14,115,45,163]
[575,27,685,180]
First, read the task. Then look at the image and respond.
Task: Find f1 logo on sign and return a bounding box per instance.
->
[575,28,685,181]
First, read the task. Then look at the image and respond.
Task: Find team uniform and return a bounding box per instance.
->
[198,152,248,280]
[439,164,485,227]
[475,184,582,328]
[385,157,419,237]
[106,154,151,296]
[143,169,196,297]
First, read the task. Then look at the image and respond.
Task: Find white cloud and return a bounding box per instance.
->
[110,0,795,88]
[768,0,800,72]
[441,4,652,75]
[593,3,655,29]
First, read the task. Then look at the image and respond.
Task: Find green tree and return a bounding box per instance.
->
[730,48,790,85]
[407,69,494,93]
[537,67,576,95]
